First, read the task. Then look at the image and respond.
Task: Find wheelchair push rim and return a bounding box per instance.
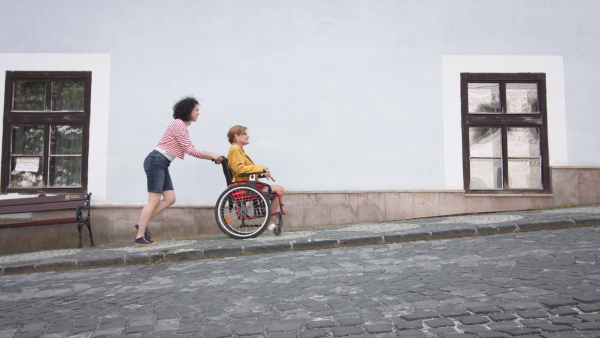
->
[214,184,272,239]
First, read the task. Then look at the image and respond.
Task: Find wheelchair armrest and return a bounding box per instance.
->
[238,171,265,177]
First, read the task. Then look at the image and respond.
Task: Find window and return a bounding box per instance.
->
[2,71,91,194]
[461,73,550,193]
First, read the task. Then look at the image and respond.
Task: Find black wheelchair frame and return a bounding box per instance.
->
[214,157,285,239]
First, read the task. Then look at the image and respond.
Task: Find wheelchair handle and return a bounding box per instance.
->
[210,156,224,164]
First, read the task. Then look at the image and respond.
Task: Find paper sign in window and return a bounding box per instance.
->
[14,157,40,172]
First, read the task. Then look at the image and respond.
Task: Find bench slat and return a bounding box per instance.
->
[0,218,78,229]
[0,200,88,215]
[0,194,88,208]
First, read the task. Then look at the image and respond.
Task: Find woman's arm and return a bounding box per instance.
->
[169,120,204,158]
[170,120,221,162]
[200,151,223,163]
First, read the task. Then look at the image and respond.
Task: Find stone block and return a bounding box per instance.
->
[383,230,431,243]
[551,168,580,207]
[164,249,204,262]
[412,192,440,218]
[384,192,412,221]
[439,192,466,216]
[203,246,243,259]
[0,227,33,253]
[466,196,552,214]
[579,169,600,204]
[281,193,304,230]
[293,239,338,251]
[244,243,290,255]
[330,193,358,225]
[161,207,198,239]
[302,193,331,228]
[195,207,222,236]
[430,227,477,239]
[357,193,385,223]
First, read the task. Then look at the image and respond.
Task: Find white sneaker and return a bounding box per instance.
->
[267,223,276,232]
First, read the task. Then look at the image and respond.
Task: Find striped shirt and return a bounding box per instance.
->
[155,119,203,160]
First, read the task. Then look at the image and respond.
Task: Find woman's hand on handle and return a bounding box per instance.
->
[204,151,223,164]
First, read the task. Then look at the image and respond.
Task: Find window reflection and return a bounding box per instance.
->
[468,83,500,113]
[508,159,542,189]
[507,127,541,189]
[49,125,83,187]
[51,125,83,155]
[13,81,45,111]
[507,127,540,157]
[11,125,44,155]
[10,157,44,187]
[52,81,84,111]
[506,83,538,114]
[470,127,502,157]
[469,127,502,189]
[470,159,502,189]
[50,157,82,187]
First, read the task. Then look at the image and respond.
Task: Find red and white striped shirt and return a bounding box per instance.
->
[156,119,203,160]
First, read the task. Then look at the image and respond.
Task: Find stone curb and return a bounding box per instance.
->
[1,216,599,276]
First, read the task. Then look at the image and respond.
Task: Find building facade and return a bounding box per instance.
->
[1,0,599,252]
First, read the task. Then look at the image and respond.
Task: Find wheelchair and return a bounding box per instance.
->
[214,157,285,239]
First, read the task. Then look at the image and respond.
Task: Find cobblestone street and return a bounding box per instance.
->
[1,226,600,337]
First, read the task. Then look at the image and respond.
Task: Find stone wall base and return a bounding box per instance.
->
[1,166,598,254]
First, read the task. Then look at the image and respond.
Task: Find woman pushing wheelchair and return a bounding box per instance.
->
[222,125,285,236]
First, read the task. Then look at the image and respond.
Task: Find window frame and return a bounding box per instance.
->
[2,71,91,194]
[460,73,551,194]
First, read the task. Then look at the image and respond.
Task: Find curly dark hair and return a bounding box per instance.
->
[172,96,199,121]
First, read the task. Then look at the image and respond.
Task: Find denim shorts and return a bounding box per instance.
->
[144,150,174,193]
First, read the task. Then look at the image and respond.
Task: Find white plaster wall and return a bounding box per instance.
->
[0,0,599,206]
[0,54,111,203]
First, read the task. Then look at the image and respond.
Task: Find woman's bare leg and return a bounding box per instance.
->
[264,185,284,217]
[136,190,176,238]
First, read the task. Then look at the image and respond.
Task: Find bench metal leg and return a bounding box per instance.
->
[76,206,95,248]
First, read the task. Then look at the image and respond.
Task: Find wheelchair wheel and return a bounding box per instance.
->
[215,184,272,239]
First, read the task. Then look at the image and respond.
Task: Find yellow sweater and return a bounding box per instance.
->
[227,144,264,183]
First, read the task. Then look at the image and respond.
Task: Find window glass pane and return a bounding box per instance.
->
[468,83,500,113]
[469,127,502,157]
[9,157,44,187]
[508,159,542,189]
[51,125,83,155]
[470,159,502,189]
[13,81,45,111]
[11,125,44,155]
[51,81,84,111]
[506,83,538,114]
[49,157,82,187]
[507,127,540,157]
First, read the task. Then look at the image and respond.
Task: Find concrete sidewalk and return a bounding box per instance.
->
[2,205,600,276]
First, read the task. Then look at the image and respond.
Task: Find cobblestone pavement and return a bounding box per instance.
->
[1,225,599,337]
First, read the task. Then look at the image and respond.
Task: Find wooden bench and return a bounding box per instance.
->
[0,193,94,248]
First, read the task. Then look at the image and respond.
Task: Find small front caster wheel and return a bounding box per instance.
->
[273,226,282,236]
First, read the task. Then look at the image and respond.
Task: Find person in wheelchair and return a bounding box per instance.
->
[226,125,284,232]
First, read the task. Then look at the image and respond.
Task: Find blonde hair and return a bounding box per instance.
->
[227,125,247,144]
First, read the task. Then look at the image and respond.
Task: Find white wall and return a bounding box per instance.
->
[1,0,599,206]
